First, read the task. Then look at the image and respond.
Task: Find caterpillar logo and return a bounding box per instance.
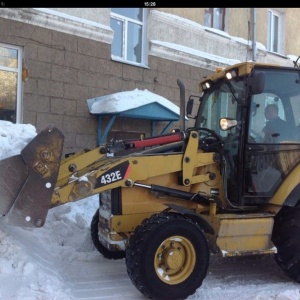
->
[95,161,130,188]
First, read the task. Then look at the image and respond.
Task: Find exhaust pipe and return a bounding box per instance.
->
[177,79,186,132]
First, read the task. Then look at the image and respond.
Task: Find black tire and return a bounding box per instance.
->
[271,205,300,282]
[126,212,210,300]
[90,209,126,260]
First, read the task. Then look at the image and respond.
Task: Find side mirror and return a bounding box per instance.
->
[220,118,238,131]
[186,95,200,119]
[186,98,194,116]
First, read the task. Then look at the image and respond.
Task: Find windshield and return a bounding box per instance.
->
[195,79,244,138]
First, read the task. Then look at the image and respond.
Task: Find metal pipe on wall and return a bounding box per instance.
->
[251,8,257,61]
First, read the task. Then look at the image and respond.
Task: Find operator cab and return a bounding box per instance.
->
[191,63,300,207]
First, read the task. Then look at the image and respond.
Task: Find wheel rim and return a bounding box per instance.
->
[154,235,196,285]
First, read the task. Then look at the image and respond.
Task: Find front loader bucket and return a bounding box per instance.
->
[0,125,64,228]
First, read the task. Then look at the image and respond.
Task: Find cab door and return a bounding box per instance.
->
[243,92,300,203]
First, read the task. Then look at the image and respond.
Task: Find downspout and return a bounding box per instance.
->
[251,8,257,61]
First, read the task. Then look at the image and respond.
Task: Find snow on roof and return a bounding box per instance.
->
[151,40,240,66]
[87,89,180,115]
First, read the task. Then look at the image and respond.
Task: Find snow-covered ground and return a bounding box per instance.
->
[0,120,300,300]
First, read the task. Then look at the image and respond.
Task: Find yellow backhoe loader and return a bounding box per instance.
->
[1,61,300,300]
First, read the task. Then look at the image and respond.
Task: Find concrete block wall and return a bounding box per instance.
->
[0,17,209,155]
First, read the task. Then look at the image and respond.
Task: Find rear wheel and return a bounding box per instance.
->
[271,204,300,282]
[126,212,210,300]
[90,209,126,260]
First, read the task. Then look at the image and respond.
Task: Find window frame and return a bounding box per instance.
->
[110,8,148,67]
[0,43,23,123]
[204,8,225,31]
[267,9,284,54]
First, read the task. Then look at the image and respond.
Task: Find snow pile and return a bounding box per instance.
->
[0,120,98,299]
[277,290,300,300]
[0,120,36,160]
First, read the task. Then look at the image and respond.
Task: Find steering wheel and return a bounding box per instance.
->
[186,127,223,152]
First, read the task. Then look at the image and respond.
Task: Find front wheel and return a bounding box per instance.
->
[271,205,300,282]
[126,212,210,300]
[90,209,126,260]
